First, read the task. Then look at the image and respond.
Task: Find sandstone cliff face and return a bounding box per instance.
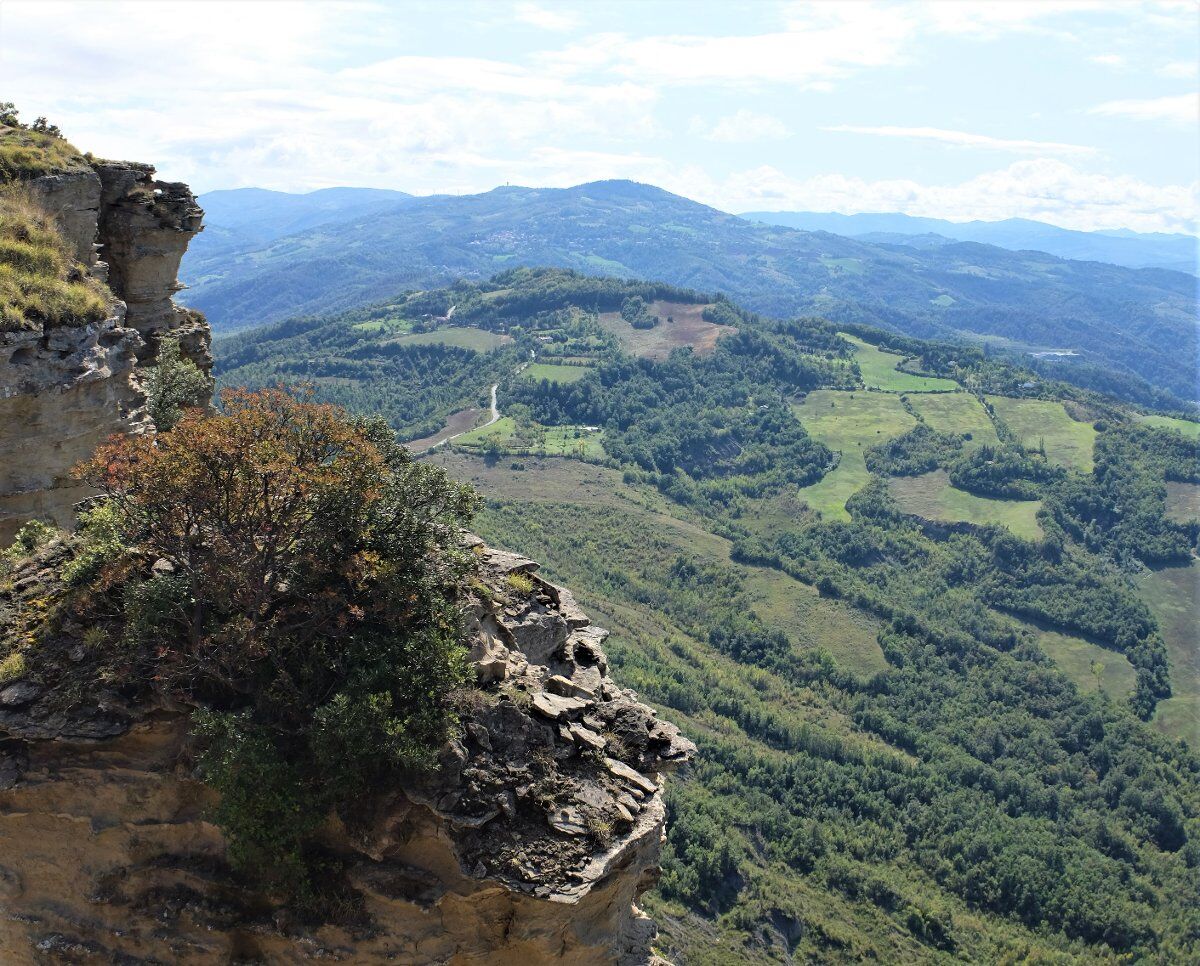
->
[0,161,210,544]
[0,539,694,964]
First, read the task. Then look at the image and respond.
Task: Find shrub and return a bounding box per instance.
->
[72,389,480,897]
[505,572,535,595]
[1,518,57,567]
[143,335,211,430]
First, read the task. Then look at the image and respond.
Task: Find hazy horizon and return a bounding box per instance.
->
[4,0,1197,234]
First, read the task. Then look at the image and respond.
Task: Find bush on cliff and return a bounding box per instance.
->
[72,388,480,900]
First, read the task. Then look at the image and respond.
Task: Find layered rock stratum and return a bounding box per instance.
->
[0,537,693,964]
[0,157,210,544]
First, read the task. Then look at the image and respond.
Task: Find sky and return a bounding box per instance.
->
[1,0,1197,233]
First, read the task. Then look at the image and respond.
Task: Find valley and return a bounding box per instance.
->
[213,266,1200,963]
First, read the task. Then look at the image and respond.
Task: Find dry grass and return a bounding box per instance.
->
[0,188,111,332]
[0,125,88,180]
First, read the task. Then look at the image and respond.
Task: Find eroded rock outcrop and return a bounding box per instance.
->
[0,160,210,544]
[0,540,693,964]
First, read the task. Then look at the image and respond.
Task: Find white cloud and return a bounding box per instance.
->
[916,0,1111,38]
[1089,92,1199,125]
[713,159,1198,234]
[552,3,918,88]
[513,2,579,33]
[825,125,1096,157]
[700,111,789,142]
[1158,61,1199,80]
[1089,53,1126,68]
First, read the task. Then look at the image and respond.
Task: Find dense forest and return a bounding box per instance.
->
[217,267,1200,963]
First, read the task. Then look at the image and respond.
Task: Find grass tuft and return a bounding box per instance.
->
[0,188,111,332]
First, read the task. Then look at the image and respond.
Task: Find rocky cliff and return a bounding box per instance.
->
[0,154,210,544]
[0,536,693,964]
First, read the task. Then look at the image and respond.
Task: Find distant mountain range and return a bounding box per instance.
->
[741,210,1196,275]
[180,181,1197,403]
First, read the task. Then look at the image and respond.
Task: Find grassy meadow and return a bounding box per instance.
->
[842,334,958,393]
[986,396,1098,472]
[1136,562,1200,742]
[792,390,915,519]
[907,391,999,448]
[889,470,1043,540]
[522,362,593,384]
[1139,414,1200,439]
[388,326,511,351]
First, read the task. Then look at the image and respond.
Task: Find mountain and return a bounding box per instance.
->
[185,185,414,273]
[180,180,1197,403]
[741,210,1198,274]
[213,266,1200,963]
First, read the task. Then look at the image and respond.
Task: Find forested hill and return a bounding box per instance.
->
[182,179,1197,405]
[742,210,1197,274]
[213,266,1200,962]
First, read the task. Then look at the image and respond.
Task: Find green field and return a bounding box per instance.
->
[1139,414,1200,439]
[388,326,511,351]
[986,396,1098,472]
[351,315,413,335]
[890,470,1043,540]
[1034,627,1137,700]
[842,334,958,393]
[907,391,999,448]
[428,451,891,682]
[793,390,916,519]
[741,568,889,678]
[1136,562,1200,742]
[454,415,605,459]
[521,362,593,384]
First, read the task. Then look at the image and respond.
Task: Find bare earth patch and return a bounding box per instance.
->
[597,301,734,360]
[403,406,486,452]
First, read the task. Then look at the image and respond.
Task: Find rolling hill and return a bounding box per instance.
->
[742,210,1197,274]
[182,180,1197,403]
[214,266,1200,963]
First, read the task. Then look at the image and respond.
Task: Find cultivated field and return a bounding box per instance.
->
[793,390,916,519]
[402,406,486,452]
[907,391,999,448]
[388,326,511,351]
[889,470,1043,540]
[453,416,605,459]
[842,334,958,393]
[1137,562,1200,743]
[521,362,593,384]
[986,396,1097,472]
[596,300,733,360]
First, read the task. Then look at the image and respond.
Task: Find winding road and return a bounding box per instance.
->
[427,383,499,450]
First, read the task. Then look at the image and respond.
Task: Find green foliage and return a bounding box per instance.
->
[1,519,57,567]
[865,423,964,476]
[192,709,324,890]
[948,442,1064,499]
[144,335,211,430]
[69,392,479,901]
[62,502,128,586]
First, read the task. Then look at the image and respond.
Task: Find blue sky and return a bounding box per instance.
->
[2,0,1197,231]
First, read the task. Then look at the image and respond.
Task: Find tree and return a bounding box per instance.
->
[73,388,480,895]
